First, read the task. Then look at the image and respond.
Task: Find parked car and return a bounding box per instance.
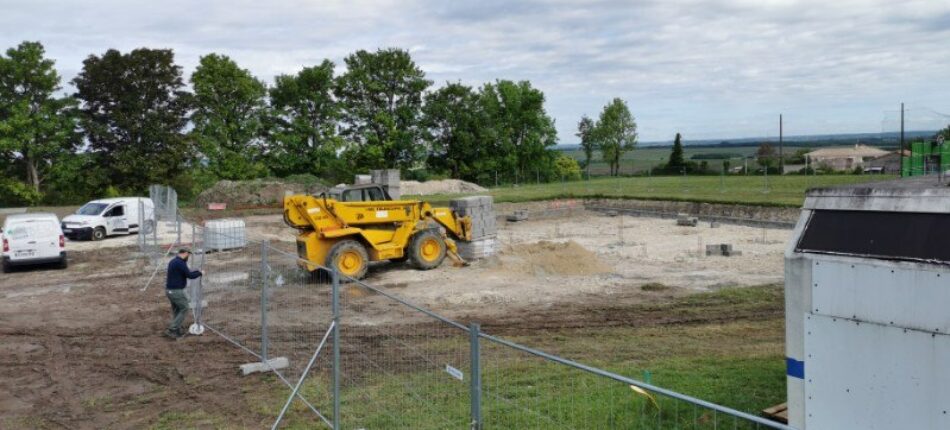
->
[61,197,155,241]
[2,213,67,273]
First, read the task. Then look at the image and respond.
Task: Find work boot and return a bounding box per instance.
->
[164,329,183,339]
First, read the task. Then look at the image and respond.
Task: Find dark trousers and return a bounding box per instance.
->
[165,289,189,334]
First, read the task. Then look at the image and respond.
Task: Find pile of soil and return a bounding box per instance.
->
[195,179,328,208]
[401,179,487,195]
[499,240,611,276]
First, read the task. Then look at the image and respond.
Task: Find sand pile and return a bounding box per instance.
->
[498,240,611,276]
[402,179,487,195]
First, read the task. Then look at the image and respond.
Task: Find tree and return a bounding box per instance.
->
[422,82,484,180]
[935,124,950,141]
[593,98,637,176]
[335,48,430,170]
[268,60,344,179]
[0,41,79,196]
[479,80,558,181]
[576,115,595,178]
[73,48,192,191]
[190,53,268,180]
[666,132,686,173]
[756,143,777,168]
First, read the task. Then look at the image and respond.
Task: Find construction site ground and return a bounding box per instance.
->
[0,203,789,428]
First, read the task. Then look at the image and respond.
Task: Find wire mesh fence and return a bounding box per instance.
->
[137,184,794,429]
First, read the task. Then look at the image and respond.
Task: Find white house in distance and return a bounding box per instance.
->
[805,144,889,171]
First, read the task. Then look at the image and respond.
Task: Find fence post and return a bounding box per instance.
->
[260,241,269,362]
[469,322,482,430]
[332,267,341,430]
[138,199,144,251]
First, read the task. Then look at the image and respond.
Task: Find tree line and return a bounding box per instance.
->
[1,41,642,205]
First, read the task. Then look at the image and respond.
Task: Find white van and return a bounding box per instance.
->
[2,213,67,273]
[61,198,155,241]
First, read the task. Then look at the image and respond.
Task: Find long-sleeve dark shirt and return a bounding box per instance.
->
[166,256,201,290]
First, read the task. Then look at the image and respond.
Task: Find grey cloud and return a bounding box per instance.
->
[1,0,948,141]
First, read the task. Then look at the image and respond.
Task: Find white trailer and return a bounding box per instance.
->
[785,178,950,429]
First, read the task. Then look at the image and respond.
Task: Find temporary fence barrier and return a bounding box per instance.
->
[136,185,795,429]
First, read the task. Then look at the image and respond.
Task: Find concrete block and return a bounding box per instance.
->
[706,243,739,257]
[709,221,721,228]
[450,195,492,209]
[507,210,528,222]
[354,174,372,184]
[458,237,497,259]
[240,357,289,376]
[676,214,698,227]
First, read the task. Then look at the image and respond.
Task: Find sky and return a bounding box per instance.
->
[2,0,949,143]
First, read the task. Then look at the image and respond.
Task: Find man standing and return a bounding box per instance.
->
[165,247,202,339]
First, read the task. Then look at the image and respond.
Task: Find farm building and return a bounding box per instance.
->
[804,144,888,171]
[785,177,950,429]
[864,149,909,174]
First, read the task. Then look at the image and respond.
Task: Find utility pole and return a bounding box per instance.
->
[779,114,784,175]
[900,102,905,177]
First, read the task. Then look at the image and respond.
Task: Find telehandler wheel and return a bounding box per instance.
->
[326,239,369,280]
[408,230,447,270]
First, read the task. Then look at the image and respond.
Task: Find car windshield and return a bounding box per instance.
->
[77,203,108,216]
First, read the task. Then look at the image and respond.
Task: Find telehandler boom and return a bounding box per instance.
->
[283,184,472,279]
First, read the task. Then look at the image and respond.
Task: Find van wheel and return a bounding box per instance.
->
[59,256,68,270]
[92,227,105,241]
[408,229,447,270]
[2,261,10,273]
[142,220,155,235]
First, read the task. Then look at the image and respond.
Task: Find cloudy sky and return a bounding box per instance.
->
[2,0,949,143]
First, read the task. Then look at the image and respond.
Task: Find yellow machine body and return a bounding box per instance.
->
[284,193,472,277]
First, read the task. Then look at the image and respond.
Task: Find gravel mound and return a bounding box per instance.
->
[196,179,327,208]
[497,240,611,276]
[401,179,487,195]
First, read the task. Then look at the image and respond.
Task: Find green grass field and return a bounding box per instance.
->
[163,285,786,429]
[420,174,895,207]
[561,146,811,176]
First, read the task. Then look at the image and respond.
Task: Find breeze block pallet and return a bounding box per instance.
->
[450,195,497,260]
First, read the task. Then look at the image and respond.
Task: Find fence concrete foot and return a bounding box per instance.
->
[241,357,289,376]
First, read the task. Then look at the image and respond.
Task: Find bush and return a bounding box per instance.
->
[553,153,582,181]
[0,179,42,206]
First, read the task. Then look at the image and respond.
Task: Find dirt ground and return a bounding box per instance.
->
[0,203,791,428]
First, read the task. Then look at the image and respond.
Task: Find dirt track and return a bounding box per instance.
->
[0,204,790,428]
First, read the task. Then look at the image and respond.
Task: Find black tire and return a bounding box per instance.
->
[408,229,447,270]
[142,220,155,235]
[91,227,106,241]
[2,261,10,274]
[59,256,68,270]
[326,239,369,280]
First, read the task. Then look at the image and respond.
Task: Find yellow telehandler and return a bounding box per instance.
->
[283,184,472,279]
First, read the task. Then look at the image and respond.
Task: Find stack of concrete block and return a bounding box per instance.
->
[371,169,401,199]
[705,243,742,257]
[354,174,372,184]
[676,213,699,227]
[450,195,497,260]
[506,210,528,222]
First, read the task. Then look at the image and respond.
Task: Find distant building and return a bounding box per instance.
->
[805,145,889,171]
[865,150,910,174]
